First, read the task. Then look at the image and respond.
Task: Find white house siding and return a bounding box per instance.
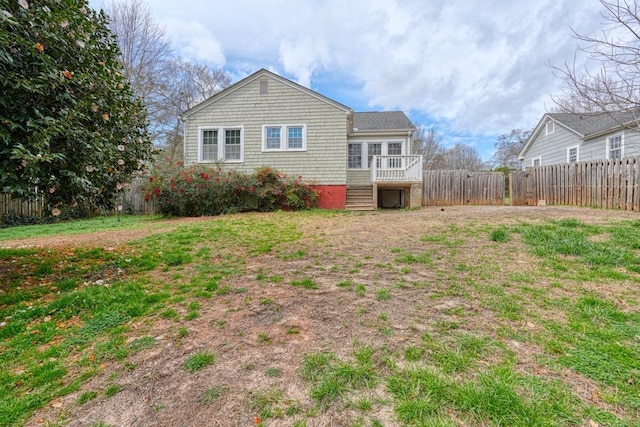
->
[523,122,581,167]
[183,75,348,185]
[347,170,372,186]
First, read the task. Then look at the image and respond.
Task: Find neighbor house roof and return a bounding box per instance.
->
[352,111,416,133]
[519,110,640,159]
[181,68,352,119]
[548,111,638,138]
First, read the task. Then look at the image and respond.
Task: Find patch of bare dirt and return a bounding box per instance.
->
[20,206,640,426]
[0,216,216,249]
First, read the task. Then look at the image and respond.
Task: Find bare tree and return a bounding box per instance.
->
[102,0,231,160]
[492,128,531,169]
[412,125,444,169]
[553,0,640,115]
[104,0,173,136]
[159,60,232,163]
[435,143,486,171]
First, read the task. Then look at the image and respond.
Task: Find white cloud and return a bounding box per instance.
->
[164,19,225,67]
[98,0,606,148]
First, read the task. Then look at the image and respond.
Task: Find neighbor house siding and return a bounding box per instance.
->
[581,130,640,160]
[183,75,348,185]
[522,121,581,167]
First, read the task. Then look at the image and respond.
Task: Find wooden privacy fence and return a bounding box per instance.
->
[0,193,45,217]
[422,170,505,206]
[121,177,156,214]
[0,178,156,218]
[510,156,640,210]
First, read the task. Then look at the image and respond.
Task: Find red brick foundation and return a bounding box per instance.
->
[312,185,346,209]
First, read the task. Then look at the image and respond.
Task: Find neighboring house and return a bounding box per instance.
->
[181,69,421,210]
[519,111,640,168]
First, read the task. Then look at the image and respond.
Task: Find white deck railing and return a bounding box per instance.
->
[371,155,423,182]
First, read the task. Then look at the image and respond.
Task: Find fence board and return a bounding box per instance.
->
[511,156,640,211]
[0,193,45,217]
[423,170,504,206]
[1,177,156,220]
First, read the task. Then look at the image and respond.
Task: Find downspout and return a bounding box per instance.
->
[179,115,186,166]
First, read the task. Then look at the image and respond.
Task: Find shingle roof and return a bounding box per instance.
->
[353,111,416,132]
[549,111,637,138]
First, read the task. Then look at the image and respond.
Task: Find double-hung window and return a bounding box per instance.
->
[388,142,402,168]
[348,143,362,169]
[532,157,541,167]
[225,129,242,160]
[567,145,579,163]
[199,126,244,162]
[202,130,218,161]
[288,127,304,149]
[608,135,623,159]
[368,143,381,168]
[266,127,281,149]
[262,125,306,151]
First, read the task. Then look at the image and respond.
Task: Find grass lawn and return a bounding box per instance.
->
[0,207,639,426]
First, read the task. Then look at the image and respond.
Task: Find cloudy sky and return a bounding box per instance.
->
[93,0,606,161]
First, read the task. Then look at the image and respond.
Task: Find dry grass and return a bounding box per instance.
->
[5,206,638,426]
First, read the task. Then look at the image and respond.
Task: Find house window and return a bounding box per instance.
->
[388,143,402,155]
[608,135,623,159]
[532,157,541,167]
[567,145,579,163]
[288,127,303,149]
[348,141,404,170]
[546,120,554,135]
[262,125,306,151]
[348,143,362,169]
[199,126,244,162]
[225,129,242,160]
[266,127,281,149]
[202,130,218,161]
[388,142,402,168]
[368,143,381,168]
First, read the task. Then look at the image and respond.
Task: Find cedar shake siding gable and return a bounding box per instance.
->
[182,70,350,186]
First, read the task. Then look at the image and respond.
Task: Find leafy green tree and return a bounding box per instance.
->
[0,0,152,214]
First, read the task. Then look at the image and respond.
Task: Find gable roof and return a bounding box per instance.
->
[181,68,353,119]
[519,110,639,159]
[548,111,637,138]
[352,111,416,132]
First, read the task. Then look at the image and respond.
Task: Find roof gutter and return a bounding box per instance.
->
[349,128,416,137]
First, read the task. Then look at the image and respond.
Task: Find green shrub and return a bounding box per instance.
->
[144,164,318,216]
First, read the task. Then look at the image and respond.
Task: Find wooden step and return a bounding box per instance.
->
[346,185,374,210]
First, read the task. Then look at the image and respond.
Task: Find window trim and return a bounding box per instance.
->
[607,134,624,160]
[532,156,541,167]
[198,125,244,163]
[261,124,307,152]
[545,120,554,135]
[567,145,579,163]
